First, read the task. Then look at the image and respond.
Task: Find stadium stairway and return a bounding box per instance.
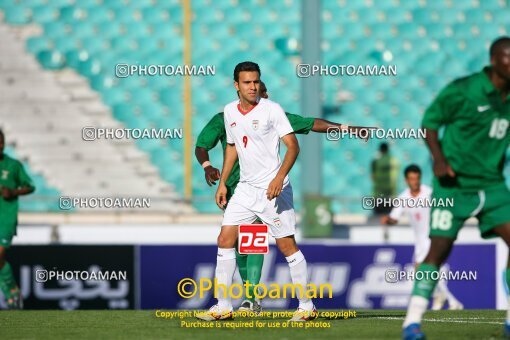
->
[0,19,193,213]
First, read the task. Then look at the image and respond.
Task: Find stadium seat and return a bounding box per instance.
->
[37,50,66,70]
[414,53,445,76]
[76,58,102,77]
[110,37,138,52]
[71,21,96,38]
[43,22,71,38]
[369,23,395,39]
[80,5,112,23]
[411,8,438,23]
[3,6,32,25]
[53,36,80,53]
[397,22,423,40]
[59,6,87,22]
[478,22,504,38]
[355,8,380,23]
[90,74,116,92]
[425,23,452,39]
[430,8,461,25]
[31,5,59,23]
[440,58,467,79]
[80,36,109,53]
[341,22,366,40]
[383,7,410,23]
[26,36,53,54]
[95,22,124,38]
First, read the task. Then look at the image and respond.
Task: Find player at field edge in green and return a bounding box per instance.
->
[195,81,374,313]
[402,36,510,340]
[0,130,35,309]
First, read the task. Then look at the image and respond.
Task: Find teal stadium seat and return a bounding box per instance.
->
[32,5,58,23]
[54,36,80,53]
[452,23,477,39]
[397,22,421,39]
[341,22,366,40]
[76,58,102,77]
[65,50,89,68]
[80,36,109,53]
[3,6,32,25]
[383,7,410,24]
[81,5,111,23]
[71,21,96,38]
[424,23,452,39]
[355,8,380,24]
[95,21,123,38]
[59,6,87,22]
[142,7,169,23]
[43,21,72,38]
[90,74,116,92]
[26,36,53,54]
[369,23,395,39]
[37,50,65,70]
[478,22,505,38]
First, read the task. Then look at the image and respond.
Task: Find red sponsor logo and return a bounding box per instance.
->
[238,224,269,254]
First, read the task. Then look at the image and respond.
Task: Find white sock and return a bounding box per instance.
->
[215,248,236,310]
[286,250,313,310]
[435,279,456,302]
[403,296,428,328]
[434,279,447,296]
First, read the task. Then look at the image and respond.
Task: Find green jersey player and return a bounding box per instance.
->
[0,130,35,309]
[402,37,510,340]
[195,81,372,313]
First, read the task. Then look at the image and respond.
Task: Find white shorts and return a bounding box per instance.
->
[222,182,296,238]
[414,239,431,264]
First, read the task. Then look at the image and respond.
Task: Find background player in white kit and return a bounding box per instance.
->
[197,61,316,322]
[381,164,463,310]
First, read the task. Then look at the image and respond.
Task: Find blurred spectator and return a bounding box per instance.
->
[371,142,399,214]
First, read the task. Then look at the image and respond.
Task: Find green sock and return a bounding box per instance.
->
[246,254,264,302]
[411,263,439,299]
[506,268,510,292]
[0,262,17,298]
[235,250,248,283]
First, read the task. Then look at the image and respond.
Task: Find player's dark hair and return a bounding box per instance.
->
[233,61,261,82]
[490,36,510,56]
[379,142,389,153]
[0,129,4,140]
[404,164,421,177]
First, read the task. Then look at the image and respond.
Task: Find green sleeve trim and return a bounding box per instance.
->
[286,112,314,134]
[422,82,463,130]
[196,112,225,150]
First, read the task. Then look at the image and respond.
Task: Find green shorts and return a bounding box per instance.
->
[0,228,15,248]
[429,179,510,240]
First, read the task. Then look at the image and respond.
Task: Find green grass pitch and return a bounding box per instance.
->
[0,310,505,339]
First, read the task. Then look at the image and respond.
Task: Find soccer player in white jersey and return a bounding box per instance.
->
[381,164,463,310]
[196,61,317,322]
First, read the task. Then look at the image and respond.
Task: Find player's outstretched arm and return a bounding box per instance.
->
[423,128,456,178]
[312,119,377,141]
[267,134,299,200]
[195,147,220,186]
[215,144,238,209]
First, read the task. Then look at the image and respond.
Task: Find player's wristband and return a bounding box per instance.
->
[202,161,212,169]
